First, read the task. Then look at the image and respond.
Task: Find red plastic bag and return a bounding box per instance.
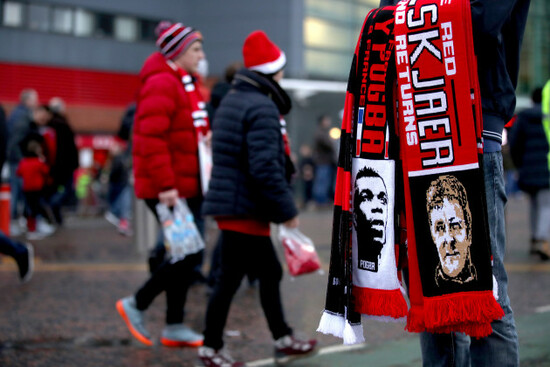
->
[278,226,321,276]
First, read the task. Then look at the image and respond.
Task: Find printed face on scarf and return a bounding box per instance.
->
[354,168,388,255]
[426,175,473,280]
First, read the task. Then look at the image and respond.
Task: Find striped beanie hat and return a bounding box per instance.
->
[155,21,202,60]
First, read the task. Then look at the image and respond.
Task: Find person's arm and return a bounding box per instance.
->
[134,76,178,198]
[246,104,298,224]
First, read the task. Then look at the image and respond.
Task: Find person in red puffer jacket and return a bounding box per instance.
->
[116,20,210,349]
[16,139,50,240]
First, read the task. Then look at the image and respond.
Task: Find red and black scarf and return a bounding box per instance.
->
[318,0,503,343]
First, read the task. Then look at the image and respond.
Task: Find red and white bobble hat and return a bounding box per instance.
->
[242,30,286,75]
[155,21,202,60]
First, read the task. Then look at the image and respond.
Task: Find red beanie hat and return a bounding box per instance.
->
[155,21,202,60]
[242,30,286,75]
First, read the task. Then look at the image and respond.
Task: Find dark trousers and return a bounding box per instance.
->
[135,251,201,325]
[134,198,203,325]
[203,230,292,350]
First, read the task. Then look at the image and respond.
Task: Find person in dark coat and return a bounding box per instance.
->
[46,97,79,225]
[197,30,316,367]
[0,104,34,283]
[378,0,530,365]
[6,89,39,232]
[509,86,550,260]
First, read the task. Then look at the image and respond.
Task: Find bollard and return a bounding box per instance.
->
[0,183,10,235]
[134,197,158,254]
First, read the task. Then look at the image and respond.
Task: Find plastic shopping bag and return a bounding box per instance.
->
[156,199,205,263]
[198,132,213,195]
[278,226,322,276]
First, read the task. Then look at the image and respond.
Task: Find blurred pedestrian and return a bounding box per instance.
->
[379,0,529,365]
[198,30,317,367]
[6,88,39,235]
[0,231,34,283]
[206,61,242,120]
[298,144,315,209]
[104,139,133,236]
[116,20,209,348]
[0,106,34,283]
[509,84,550,260]
[16,139,51,240]
[312,114,336,206]
[45,97,79,226]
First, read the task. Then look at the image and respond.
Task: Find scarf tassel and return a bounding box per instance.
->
[343,319,365,345]
[423,291,504,337]
[317,311,345,338]
[353,286,408,320]
[405,305,426,333]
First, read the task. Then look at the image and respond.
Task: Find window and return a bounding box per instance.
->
[74,8,93,37]
[52,7,73,34]
[2,1,24,27]
[114,15,137,42]
[95,12,114,37]
[140,19,159,41]
[305,49,351,79]
[28,3,49,31]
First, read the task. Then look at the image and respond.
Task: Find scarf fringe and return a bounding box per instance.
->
[353,286,408,319]
[405,306,426,333]
[317,311,345,338]
[343,320,365,345]
[423,291,504,336]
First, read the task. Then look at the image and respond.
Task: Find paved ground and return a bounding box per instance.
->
[0,193,549,366]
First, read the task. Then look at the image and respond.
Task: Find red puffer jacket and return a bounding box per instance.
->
[133,52,203,199]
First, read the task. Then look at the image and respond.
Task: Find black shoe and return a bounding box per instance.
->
[15,243,34,283]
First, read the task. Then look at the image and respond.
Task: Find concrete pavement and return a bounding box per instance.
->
[0,194,549,366]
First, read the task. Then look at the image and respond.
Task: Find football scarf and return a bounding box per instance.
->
[317,7,407,345]
[319,0,504,343]
[171,62,212,195]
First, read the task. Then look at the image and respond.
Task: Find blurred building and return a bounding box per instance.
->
[0,0,548,145]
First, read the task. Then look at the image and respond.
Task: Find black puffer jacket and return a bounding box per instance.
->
[202,69,297,223]
[509,104,550,192]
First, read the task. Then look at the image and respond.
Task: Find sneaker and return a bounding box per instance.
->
[116,296,153,346]
[160,324,203,347]
[536,241,550,261]
[118,219,133,236]
[37,219,56,235]
[198,346,246,367]
[15,243,34,283]
[10,221,24,236]
[105,211,119,227]
[274,335,317,364]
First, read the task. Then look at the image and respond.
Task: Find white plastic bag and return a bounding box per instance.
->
[198,132,213,195]
[156,199,205,263]
[278,226,322,276]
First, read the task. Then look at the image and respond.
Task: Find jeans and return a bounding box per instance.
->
[9,163,24,219]
[0,231,27,258]
[203,230,292,350]
[420,151,519,367]
[312,164,335,204]
[108,183,132,221]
